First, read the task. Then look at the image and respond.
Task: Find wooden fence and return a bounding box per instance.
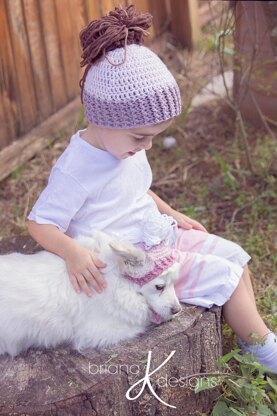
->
[0,0,208,152]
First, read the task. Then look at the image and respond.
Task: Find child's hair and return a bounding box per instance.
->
[79,4,182,129]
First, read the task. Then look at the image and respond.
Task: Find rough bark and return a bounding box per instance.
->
[0,236,222,415]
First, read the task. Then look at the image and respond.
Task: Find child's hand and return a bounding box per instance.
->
[65,244,107,298]
[169,209,208,233]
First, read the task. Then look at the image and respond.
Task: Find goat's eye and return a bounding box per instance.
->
[155,285,165,291]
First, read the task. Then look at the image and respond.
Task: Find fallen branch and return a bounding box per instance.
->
[0,98,81,183]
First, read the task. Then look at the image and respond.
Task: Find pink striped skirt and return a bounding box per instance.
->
[174,228,251,308]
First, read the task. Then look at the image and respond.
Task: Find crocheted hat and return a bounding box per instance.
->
[79,5,182,129]
[123,242,178,286]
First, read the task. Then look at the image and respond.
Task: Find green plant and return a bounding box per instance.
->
[213,151,238,192]
[195,349,277,415]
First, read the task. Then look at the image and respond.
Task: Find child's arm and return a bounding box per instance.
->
[147,190,207,232]
[27,220,107,297]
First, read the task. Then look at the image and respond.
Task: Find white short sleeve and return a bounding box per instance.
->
[28,167,88,233]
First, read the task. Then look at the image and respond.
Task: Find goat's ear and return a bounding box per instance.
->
[109,240,145,264]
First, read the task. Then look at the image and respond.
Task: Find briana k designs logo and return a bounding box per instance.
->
[125,350,177,409]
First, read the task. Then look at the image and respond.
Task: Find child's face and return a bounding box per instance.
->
[87,119,173,159]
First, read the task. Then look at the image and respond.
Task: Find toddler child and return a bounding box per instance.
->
[27,5,276,373]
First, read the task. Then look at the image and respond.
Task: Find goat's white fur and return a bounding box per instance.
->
[0,232,181,357]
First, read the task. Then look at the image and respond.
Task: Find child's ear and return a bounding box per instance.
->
[109,240,145,265]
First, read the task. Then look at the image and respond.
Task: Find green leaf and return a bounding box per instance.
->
[233,352,257,365]
[257,403,274,416]
[267,377,277,393]
[212,400,229,416]
[229,406,244,415]
[194,377,218,393]
[218,348,241,364]
[240,364,252,378]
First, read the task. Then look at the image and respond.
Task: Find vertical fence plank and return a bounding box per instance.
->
[126,0,151,13]
[39,0,67,111]
[100,0,116,16]
[0,98,8,150]
[169,0,199,49]
[69,0,87,94]
[23,0,53,120]
[55,0,80,100]
[0,0,18,148]
[85,0,100,21]
[149,0,169,37]
[70,0,87,42]
[70,0,88,90]
[6,0,37,133]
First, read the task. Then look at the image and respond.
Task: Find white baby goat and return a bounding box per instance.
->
[0,232,181,357]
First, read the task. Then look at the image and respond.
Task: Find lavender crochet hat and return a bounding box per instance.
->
[123,242,178,287]
[82,44,182,129]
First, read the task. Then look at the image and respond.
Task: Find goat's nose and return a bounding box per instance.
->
[171,305,182,315]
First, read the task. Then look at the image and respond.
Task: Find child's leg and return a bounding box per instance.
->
[223,267,277,373]
[241,264,257,306]
[222,270,270,344]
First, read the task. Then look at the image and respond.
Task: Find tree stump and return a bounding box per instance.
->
[0,236,222,415]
